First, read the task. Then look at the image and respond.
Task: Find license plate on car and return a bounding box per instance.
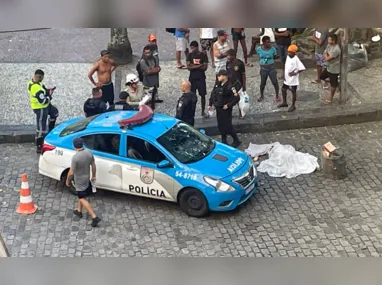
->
[245,183,255,194]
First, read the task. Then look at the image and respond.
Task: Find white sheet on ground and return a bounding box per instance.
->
[245,142,319,178]
[245,143,274,157]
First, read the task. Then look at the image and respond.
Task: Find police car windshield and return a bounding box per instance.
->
[157,122,215,164]
[59,115,101,137]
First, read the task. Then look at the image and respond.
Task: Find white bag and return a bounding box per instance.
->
[238,90,250,117]
[139,94,152,106]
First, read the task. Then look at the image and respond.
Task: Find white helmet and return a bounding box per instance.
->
[126,73,139,85]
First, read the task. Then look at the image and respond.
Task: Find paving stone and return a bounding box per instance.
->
[2,121,382,256]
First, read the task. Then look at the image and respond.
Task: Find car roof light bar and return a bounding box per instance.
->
[118,105,154,129]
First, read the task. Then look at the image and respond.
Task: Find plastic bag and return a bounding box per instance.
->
[238,90,250,117]
[348,43,368,72]
[139,94,152,106]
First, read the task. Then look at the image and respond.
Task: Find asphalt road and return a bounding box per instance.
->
[1,122,382,257]
[0,28,258,63]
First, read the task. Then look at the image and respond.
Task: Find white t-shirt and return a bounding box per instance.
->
[284,55,306,86]
[200,28,216,39]
[260,28,275,43]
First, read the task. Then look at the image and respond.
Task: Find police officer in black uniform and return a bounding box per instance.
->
[175,80,197,126]
[83,87,107,117]
[208,70,241,148]
[108,91,139,111]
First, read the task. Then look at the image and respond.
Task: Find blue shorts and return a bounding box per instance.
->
[315,53,327,68]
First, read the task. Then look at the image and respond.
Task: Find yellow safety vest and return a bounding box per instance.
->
[27,80,49,109]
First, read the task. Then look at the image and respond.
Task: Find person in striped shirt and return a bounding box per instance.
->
[213,30,230,84]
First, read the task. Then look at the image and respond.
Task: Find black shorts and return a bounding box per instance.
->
[190,79,207,96]
[320,69,339,88]
[76,182,93,199]
[282,84,298,92]
[232,30,245,41]
[101,82,115,105]
[200,38,217,52]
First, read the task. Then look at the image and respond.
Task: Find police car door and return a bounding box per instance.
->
[120,134,176,202]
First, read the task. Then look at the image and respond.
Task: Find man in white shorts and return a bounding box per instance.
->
[175,28,190,69]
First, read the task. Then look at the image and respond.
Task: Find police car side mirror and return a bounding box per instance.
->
[157,160,172,168]
[199,129,206,135]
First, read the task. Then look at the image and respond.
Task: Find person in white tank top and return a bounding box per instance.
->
[213,30,230,83]
[200,28,217,68]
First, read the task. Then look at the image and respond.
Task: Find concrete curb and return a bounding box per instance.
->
[0,234,10,257]
[1,103,382,143]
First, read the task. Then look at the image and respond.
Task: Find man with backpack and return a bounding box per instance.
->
[139,45,161,103]
[83,87,107,117]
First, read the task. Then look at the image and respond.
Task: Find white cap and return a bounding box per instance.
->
[126,73,139,85]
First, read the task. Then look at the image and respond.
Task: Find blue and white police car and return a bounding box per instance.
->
[38,105,258,217]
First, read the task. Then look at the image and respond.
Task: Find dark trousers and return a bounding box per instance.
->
[33,104,59,145]
[101,82,115,105]
[216,108,239,143]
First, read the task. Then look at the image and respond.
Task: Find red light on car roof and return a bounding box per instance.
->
[118,105,154,128]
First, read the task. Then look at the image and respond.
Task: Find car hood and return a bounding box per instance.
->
[187,142,249,179]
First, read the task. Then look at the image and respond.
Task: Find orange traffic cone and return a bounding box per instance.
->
[16,173,37,214]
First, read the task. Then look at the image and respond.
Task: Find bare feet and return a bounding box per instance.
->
[287,105,296,112]
[278,103,288,108]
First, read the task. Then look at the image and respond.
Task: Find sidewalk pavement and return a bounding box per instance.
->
[1,58,382,143]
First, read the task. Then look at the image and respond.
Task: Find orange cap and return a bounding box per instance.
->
[148,33,157,41]
[288,44,298,53]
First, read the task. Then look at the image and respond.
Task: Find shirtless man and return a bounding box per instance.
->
[88,50,118,105]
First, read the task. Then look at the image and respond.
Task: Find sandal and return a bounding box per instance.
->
[324,99,332,104]
[177,65,186,69]
[257,97,264,102]
[274,97,281,103]
[311,79,321,84]
[245,62,254,67]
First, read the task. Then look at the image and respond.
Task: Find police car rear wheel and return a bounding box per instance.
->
[61,172,77,196]
[179,188,209,218]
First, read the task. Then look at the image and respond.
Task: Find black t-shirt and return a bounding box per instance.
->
[186,51,209,80]
[274,28,292,46]
[226,58,245,86]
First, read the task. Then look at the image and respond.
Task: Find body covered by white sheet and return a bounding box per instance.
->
[246,142,319,178]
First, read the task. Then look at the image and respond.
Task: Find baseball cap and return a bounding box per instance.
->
[217,30,228,37]
[119,91,129,100]
[101,50,110,56]
[73,137,84,149]
[217,70,228,76]
[288,44,298,53]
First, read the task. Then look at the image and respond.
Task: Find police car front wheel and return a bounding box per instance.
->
[179,188,209,218]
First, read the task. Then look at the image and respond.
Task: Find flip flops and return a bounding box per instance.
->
[177,65,186,69]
